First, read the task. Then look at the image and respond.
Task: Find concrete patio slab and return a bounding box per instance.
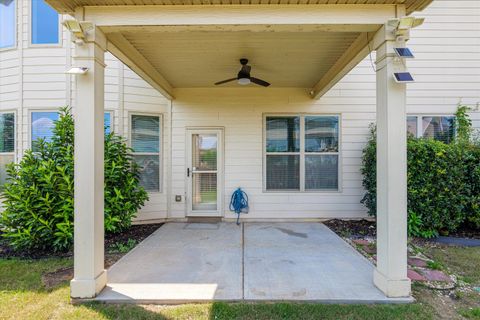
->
[96,222,412,304]
[98,222,242,302]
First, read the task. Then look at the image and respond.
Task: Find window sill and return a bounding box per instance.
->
[262,189,341,194]
[0,46,17,52]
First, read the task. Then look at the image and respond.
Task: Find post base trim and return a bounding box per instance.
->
[373,268,411,298]
[71,270,107,299]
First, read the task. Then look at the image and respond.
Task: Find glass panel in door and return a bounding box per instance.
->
[192,133,218,211]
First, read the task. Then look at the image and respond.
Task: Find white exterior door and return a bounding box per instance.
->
[186,128,223,217]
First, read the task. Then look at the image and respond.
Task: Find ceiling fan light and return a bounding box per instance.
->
[238,77,251,85]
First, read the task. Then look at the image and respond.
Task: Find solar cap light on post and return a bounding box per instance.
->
[63,19,94,75]
[387,16,425,84]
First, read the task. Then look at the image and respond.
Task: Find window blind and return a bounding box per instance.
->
[131,115,160,192]
[265,115,339,191]
[422,116,455,144]
[0,112,15,187]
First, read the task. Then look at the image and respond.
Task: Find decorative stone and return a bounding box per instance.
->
[363,245,376,254]
[352,239,370,246]
[420,270,452,282]
[408,257,428,268]
[408,269,426,281]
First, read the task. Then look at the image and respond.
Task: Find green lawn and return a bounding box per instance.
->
[424,246,480,285]
[0,258,435,320]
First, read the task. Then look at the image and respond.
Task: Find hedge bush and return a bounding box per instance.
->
[361,106,480,238]
[1,107,148,252]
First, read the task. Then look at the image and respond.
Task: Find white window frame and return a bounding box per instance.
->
[0,0,17,52]
[28,0,63,48]
[263,113,342,193]
[129,112,163,194]
[0,111,16,156]
[0,111,17,187]
[407,114,455,139]
[29,109,59,150]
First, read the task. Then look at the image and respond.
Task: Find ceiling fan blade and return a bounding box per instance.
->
[250,77,270,87]
[214,78,237,85]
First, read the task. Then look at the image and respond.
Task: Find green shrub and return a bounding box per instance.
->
[361,106,480,237]
[1,107,148,252]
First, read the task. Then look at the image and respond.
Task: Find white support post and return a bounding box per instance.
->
[373,30,411,298]
[70,27,108,299]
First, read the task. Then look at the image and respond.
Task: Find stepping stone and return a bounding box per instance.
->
[363,245,376,254]
[420,270,452,282]
[353,239,370,246]
[408,257,428,268]
[408,269,426,281]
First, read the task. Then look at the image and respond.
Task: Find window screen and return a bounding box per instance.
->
[131,115,160,192]
[407,115,455,143]
[265,115,339,191]
[305,116,338,152]
[304,116,339,191]
[265,116,300,190]
[422,116,455,143]
[31,111,59,151]
[0,112,15,187]
[31,0,59,44]
[266,116,299,152]
[0,113,15,153]
[0,0,16,49]
[407,116,417,137]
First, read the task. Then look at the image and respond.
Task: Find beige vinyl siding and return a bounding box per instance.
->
[171,88,370,219]
[122,67,170,221]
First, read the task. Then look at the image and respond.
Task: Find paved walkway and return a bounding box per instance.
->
[96,222,412,303]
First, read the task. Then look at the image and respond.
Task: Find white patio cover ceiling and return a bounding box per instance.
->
[46,0,433,97]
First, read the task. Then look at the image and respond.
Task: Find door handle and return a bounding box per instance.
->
[187,168,190,177]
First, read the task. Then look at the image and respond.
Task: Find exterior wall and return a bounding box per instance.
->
[1,0,479,221]
[0,0,170,221]
[171,88,371,219]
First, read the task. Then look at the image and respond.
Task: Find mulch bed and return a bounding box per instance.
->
[324,219,480,242]
[104,223,163,249]
[324,219,376,238]
[0,223,163,260]
[445,225,480,240]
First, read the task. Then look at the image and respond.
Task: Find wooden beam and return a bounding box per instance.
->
[106,33,174,100]
[85,5,396,29]
[101,24,380,34]
[311,26,390,99]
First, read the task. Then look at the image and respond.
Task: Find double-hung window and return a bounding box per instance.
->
[130,114,161,192]
[407,115,455,143]
[31,0,59,45]
[0,112,15,186]
[31,111,113,151]
[31,111,59,151]
[0,0,16,49]
[265,115,340,191]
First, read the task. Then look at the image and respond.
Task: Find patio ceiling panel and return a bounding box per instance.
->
[115,30,361,88]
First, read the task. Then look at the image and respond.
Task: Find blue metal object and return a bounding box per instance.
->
[229,188,249,225]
